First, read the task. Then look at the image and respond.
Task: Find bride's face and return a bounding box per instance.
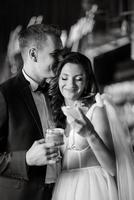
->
[58,62,86,104]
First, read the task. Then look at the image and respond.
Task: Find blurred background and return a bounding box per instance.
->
[0,0,134,84]
[1,0,134,146]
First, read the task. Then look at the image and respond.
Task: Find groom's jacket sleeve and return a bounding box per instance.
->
[0,92,29,181]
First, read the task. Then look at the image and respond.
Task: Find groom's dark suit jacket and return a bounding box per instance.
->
[0,71,51,200]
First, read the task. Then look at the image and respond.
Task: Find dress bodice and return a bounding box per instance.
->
[62,103,100,170]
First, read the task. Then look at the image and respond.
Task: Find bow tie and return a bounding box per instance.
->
[35,81,49,93]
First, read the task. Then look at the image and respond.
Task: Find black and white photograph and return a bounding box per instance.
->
[0,0,134,199]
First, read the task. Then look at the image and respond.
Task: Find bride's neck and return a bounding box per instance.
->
[65,99,76,106]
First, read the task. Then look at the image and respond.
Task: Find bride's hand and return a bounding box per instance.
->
[62,106,95,138]
[74,107,96,138]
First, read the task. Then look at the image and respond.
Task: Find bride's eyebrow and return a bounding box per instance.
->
[60,72,84,76]
[60,73,68,76]
[75,74,83,76]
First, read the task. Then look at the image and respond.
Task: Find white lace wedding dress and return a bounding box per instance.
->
[52,103,118,200]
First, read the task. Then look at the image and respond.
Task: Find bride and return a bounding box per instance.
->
[49,50,134,200]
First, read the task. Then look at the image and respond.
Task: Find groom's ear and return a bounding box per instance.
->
[29,48,38,62]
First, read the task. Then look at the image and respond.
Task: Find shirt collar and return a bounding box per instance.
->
[22,68,38,92]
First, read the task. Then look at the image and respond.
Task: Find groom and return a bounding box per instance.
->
[0,23,62,200]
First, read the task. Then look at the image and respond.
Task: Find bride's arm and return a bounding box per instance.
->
[86,106,116,176]
[91,105,114,152]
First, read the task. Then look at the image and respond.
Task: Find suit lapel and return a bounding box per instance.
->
[16,71,43,137]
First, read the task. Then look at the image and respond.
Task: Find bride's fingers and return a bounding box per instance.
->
[76,107,88,121]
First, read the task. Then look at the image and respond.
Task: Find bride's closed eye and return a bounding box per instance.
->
[59,74,68,81]
[61,77,67,80]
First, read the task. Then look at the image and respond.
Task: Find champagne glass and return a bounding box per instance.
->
[45,128,64,159]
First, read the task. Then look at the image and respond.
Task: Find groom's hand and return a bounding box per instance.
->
[26,139,62,166]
